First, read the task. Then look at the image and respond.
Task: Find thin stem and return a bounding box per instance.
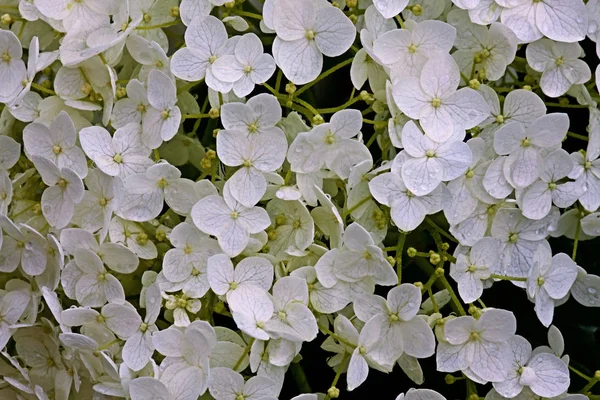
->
[275,69,283,92]
[295,58,353,96]
[183,113,211,120]
[97,338,121,351]
[31,82,56,96]
[425,217,458,243]
[317,95,362,114]
[568,131,589,141]
[262,82,282,98]
[365,131,379,148]
[573,217,581,261]
[343,196,370,218]
[231,10,263,20]
[293,97,319,117]
[394,15,406,29]
[396,233,406,283]
[290,363,312,393]
[439,274,467,316]
[544,102,588,109]
[233,337,254,371]
[428,286,439,313]
[319,325,356,349]
[490,274,528,282]
[136,20,180,30]
[580,376,599,394]
[570,365,594,382]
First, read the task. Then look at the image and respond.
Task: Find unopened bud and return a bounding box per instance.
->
[386,256,396,266]
[411,4,423,16]
[285,82,296,94]
[445,374,456,385]
[349,14,358,23]
[41,80,53,89]
[212,129,220,138]
[327,387,340,398]
[312,114,324,125]
[430,253,441,265]
[206,149,216,159]
[524,74,536,85]
[116,86,127,98]
[559,97,569,106]
[170,6,180,17]
[1,14,13,25]
[208,107,220,119]
[407,247,417,257]
[435,267,445,277]
[468,394,479,400]
[346,0,358,8]
[523,85,532,91]
[414,281,423,289]
[469,79,480,90]
[224,1,235,8]
[441,242,450,251]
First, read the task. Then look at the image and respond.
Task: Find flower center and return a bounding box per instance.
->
[157,178,168,188]
[305,30,315,40]
[431,97,442,108]
[98,197,108,206]
[509,233,519,243]
[58,178,68,189]
[242,159,253,168]
[537,276,545,286]
[555,57,564,66]
[495,114,505,124]
[425,149,436,158]
[137,104,146,113]
[521,137,531,147]
[408,44,418,54]
[231,211,239,219]
[113,153,123,163]
[244,65,253,73]
[184,244,193,255]
[160,110,170,120]
[1,52,10,62]
[208,55,217,64]
[52,145,62,154]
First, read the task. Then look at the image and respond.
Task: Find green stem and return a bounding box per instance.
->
[396,233,406,283]
[568,131,589,141]
[295,58,353,96]
[231,9,263,20]
[428,286,439,313]
[580,376,599,394]
[573,217,581,261]
[31,82,56,96]
[544,102,588,109]
[365,131,379,148]
[136,20,180,30]
[343,196,370,218]
[97,338,121,351]
[275,69,283,92]
[183,113,211,120]
[319,325,356,349]
[490,274,528,282]
[293,97,319,117]
[317,95,362,114]
[233,337,254,371]
[570,365,594,382]
[425,217,458,243]
[439,274,466,316]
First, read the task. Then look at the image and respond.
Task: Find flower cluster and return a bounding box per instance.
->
[0,0,599,399]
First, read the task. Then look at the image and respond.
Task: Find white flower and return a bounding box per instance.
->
[264,276,318,342]
[526,38,591,98]
[111,79,149,128]
[518,149,583,220]
[354,283,436,366]
[142,69,182,149]
[152,321,216,399]
[80,123,152,179]
[191,181,271,257]
[373,20,456,80]
[34,0,121,33]
[351,6,395,91]
[346,316,391,391]
[493,113,569,189]
[526,245,577,327]
[212,33,276,98]
[392,54,490,143]
[450,237,501,303]
[0,215,47,276]
[108,216,156,259]
[491,208,556,282]
[61,302,142,339]
[0,290,30,349]
[23,110,88,179]
[500,0,588,43]
[123,283,162,371]
[372,0,409,19]
[332,223,397,286]
[437,308,516,382]
[170,16,232,89]
[0,30,27,104]
[396,389,446,400]
[288,109,370,179]
[116,162,183,222]
[400,120,472,196]
[31,155,85,229]
[209,367,277,400]
[491,335,570,399]
[228,284,274,340]
[272,0,355,84]
[161,222,222,298]
[216,127,287,207]
[207,253,273,299]
[290,266,351,313]
[449,9,518,82]
[265,198,315,258]
[220,94,283,137]
[72,170,123,241]
[369,170,448,232]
